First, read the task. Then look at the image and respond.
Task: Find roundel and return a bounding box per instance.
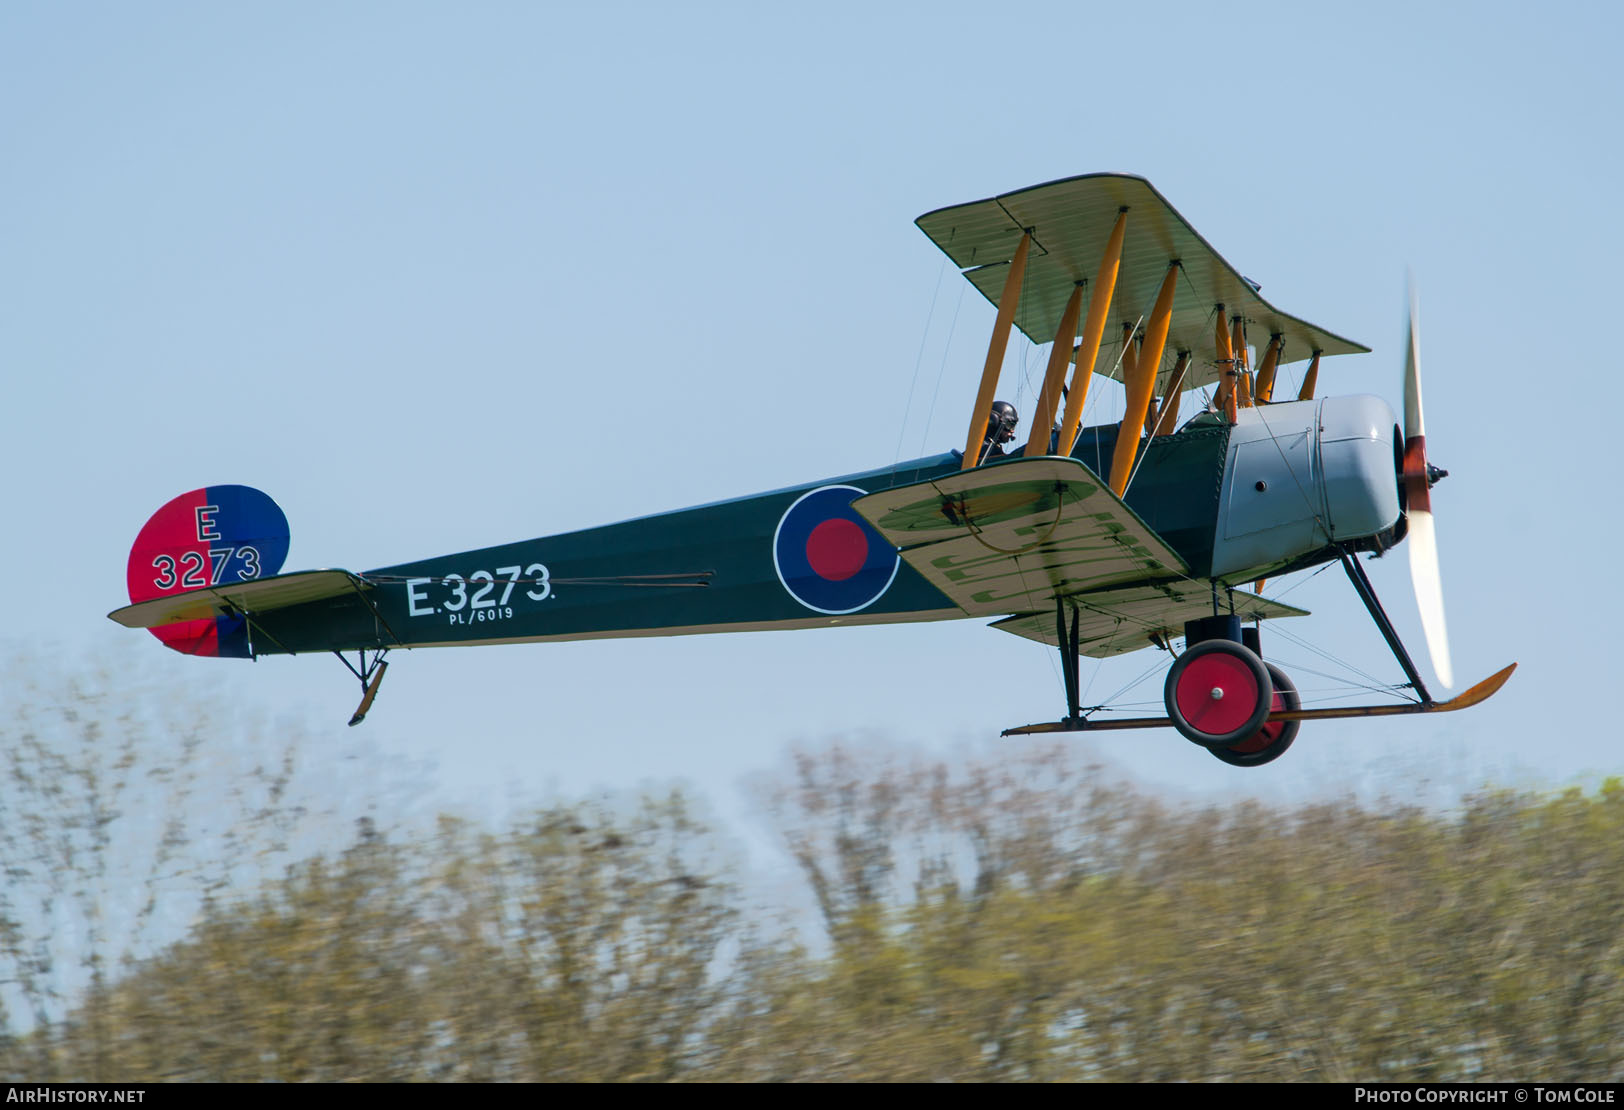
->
[773,485,899,615]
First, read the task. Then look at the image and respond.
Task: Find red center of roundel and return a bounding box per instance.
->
[805,518,868,581]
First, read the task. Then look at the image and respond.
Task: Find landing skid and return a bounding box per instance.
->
[334,648,390,727]
[1010,545,1515,744]
[1004,663,1516,736]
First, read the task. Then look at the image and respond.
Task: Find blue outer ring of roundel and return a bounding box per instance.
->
[772,485,900,615]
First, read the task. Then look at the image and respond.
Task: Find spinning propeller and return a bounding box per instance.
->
[1401,281,1453,689]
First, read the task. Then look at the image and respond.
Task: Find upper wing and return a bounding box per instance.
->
[915,173,1368,396]
[990,581,1309,659]
[852,456,1186,618]
[107,569,373,629]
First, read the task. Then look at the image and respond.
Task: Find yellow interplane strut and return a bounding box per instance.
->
[1056,209,1127,457]
[1231,315,1252,407]
[1254,334,1283,401]
[1109,262,1178,496]
[1297,350,1322,401]
[962,230,1032,470]
[1152,351,1191,437]
[1118,320,1139,384]
[1118,322,1144,433]
[1026,283,1084,457]
[1213,304,1237,422]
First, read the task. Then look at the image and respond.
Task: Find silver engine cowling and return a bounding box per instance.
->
[1209,395,1401,580]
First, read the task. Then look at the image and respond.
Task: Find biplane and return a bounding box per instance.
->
[109,173,1515,766]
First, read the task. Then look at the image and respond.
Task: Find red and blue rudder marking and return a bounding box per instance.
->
[772,485,899,615]
[125,486,290,657]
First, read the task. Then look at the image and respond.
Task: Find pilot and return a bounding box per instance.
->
[980,401,1019,463]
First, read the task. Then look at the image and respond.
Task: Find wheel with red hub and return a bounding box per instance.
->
[1210,663,1300,767]
[1164,639,1272,749]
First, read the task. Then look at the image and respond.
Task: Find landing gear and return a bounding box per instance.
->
[1164,639,1273,748]
[1209,662,1299,767]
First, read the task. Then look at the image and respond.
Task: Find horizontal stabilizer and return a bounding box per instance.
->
[107,569,371,629]
[852,456,1187,618]
[990,582,1309,659]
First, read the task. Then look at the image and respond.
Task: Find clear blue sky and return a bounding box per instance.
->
[3,1,1619,842]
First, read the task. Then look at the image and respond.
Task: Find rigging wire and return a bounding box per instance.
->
[1075,636,1103,709]
[1267,622,1415,701]
[894,254,950,467]
[1264,560,1333,601]
[1175,262,1209,322]
[1281,363,1301,402]
[1262,646,1415,699]
[1118,302,1222,501]
[1018,334,1042,413]
[1085,654,1171,716]
[1118,346,1172,499]
[1272,661,1416,702]
[1077,314,1141,479]
[916,280,969,458]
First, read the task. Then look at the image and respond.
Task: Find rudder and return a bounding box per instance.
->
[125,486,291,657]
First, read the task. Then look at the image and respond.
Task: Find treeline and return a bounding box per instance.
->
[3,726,1620,1082]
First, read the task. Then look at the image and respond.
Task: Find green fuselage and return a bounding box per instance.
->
[246,422,1232,658]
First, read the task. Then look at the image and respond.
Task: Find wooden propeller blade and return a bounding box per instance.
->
[1403,279,1424,441]
[1001,663,1516,736]
[1408,508,1453,688]
[1401,279,1452,688]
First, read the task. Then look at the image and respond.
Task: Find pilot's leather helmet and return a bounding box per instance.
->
[986,401,1019,443]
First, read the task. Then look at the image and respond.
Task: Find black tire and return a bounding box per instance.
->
[1163,639,1272,749]
[1210,663,1301,768]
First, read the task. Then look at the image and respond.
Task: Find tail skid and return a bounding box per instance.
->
[343,653,390,727]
